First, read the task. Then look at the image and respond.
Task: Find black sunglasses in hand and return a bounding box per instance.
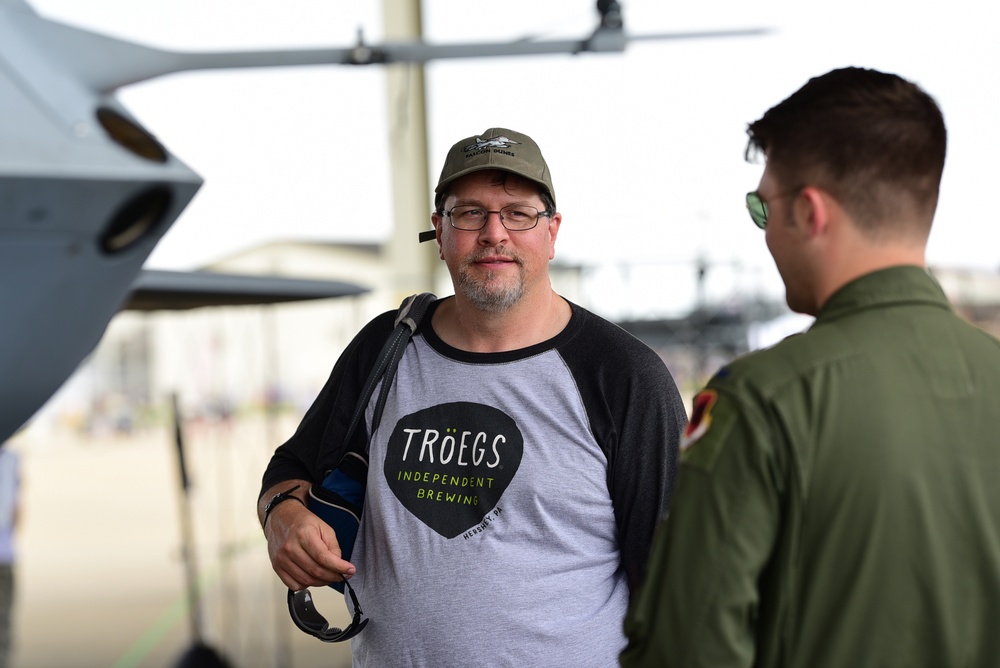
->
[287,577,369,643]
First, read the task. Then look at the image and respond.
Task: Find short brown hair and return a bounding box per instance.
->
[746,67,946,234]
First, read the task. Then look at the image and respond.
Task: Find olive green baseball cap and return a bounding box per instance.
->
[418,127,556,243]
[434,127,556,206]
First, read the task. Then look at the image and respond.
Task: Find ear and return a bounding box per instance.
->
[546,212,562,260]
[430,212,445,258]
[798,187,832,238]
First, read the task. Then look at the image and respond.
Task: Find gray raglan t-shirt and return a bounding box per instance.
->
[262,298,685,667]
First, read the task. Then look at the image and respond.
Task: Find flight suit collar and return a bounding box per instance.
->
[815,265,952,325]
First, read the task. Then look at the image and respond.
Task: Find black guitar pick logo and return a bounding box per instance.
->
[383,401,523,539]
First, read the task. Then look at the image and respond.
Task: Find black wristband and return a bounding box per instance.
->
[263,485,305,528]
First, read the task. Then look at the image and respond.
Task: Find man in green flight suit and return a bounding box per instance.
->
[621,67,1000,668]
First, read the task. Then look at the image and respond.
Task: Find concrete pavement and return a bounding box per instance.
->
[8,415,352,668]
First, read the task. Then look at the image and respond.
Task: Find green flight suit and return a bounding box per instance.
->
[622,266,1000,668]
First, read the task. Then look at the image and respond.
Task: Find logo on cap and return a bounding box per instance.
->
[464,136,521,152]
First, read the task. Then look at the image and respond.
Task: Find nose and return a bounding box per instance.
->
[477,210,509,245]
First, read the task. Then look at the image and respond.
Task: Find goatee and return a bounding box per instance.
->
[457,248,525,313]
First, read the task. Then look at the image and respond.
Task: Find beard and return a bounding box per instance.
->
[456,246,526,313]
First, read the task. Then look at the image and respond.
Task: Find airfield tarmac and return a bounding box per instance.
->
[7,415,353,668]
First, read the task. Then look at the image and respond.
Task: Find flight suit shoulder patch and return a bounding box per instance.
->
[679,389,736,472]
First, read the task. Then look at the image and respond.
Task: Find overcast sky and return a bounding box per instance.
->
[30,0,1000,317]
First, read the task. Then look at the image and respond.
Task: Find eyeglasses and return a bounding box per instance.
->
[745,191,769,229]
[287,578,369,643]
[745,187,802,229]
[444,205,551,232]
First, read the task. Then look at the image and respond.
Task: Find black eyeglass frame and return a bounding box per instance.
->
[443,204,552,232]
[287,578,369,643]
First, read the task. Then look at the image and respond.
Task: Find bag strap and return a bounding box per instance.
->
[342,292,436,453]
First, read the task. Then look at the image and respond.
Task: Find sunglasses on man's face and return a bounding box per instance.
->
[745,191,769,229]
[287,578,369,643]
[746,186,805,229]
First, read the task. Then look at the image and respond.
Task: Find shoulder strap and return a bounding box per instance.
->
[342,292,436,453]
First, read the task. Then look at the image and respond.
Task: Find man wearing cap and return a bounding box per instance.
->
[621,68,1000,667]
[258,128,686,666]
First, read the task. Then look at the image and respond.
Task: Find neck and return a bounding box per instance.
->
[433,288,571,353]
[815,242,927,312]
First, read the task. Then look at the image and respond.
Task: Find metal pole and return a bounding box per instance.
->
[383,0,438,297]
[171,392,203,645]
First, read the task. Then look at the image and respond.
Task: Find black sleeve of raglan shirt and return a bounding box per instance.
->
[258,309,398,500]
[560,307,687,594]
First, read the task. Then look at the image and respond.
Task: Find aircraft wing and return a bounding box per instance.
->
[123,269,368,311]
[3,0,768,92]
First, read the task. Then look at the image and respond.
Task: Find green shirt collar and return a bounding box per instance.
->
[815,265,952,325]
